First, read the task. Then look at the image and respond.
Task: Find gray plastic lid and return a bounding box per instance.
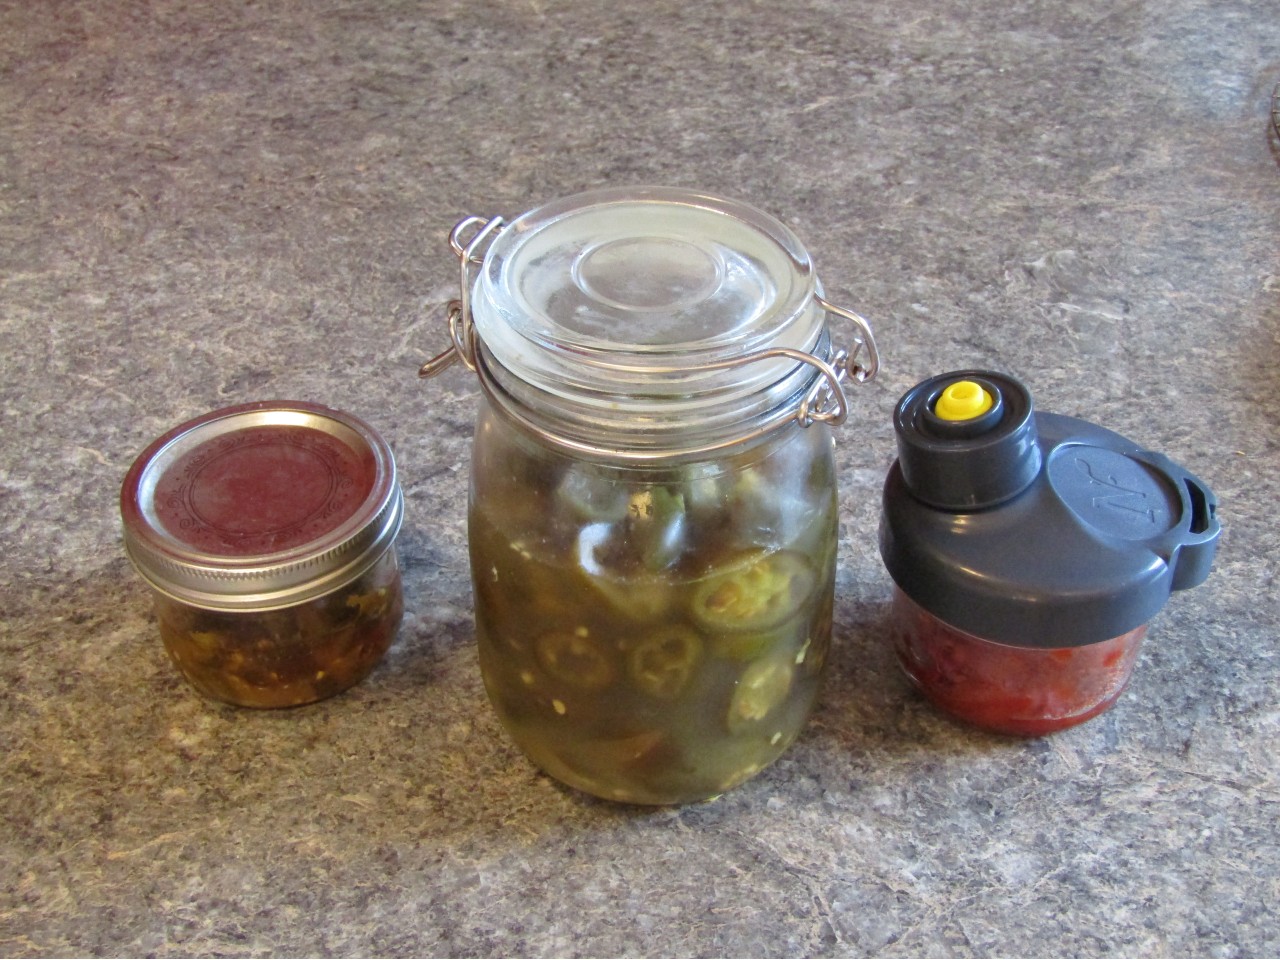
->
[880,371,1221,647]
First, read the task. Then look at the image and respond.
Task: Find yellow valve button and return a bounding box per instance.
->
[935,380,994,421]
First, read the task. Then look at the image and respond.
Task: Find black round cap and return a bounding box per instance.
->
[894,371,1041,510]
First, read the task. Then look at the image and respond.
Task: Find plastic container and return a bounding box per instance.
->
[121,401,405,708]
[879,371,1220,736]
[419,186,879,803]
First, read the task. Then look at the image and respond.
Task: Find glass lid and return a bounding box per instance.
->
[469,186,825,405]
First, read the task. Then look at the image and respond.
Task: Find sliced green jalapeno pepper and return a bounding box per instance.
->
[727,654,795,732]
[708,620,807,663]
[534,629,615,690]
[555,469,631,522]
[576,523,676,622]
[624,487,686,573]
[571,487,687,577]
[691,551,816,635]
[626,626,703,700]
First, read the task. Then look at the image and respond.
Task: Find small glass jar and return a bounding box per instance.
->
[880,371,1221,736]
[420,187,879,803]
[121,401,405,708]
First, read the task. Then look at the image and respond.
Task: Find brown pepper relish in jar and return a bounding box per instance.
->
[121,401,405,708]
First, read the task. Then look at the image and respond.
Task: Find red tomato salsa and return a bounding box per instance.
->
[890,588,1145,736]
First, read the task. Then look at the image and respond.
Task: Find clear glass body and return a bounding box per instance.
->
[155,548,403,708]
[890,587,1145,736]
[469,397,838,804]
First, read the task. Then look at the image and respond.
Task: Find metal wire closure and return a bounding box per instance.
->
[417,215,505,377]
[419,212,879,459]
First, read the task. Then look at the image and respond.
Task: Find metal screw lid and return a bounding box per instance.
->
[121,401,403,611]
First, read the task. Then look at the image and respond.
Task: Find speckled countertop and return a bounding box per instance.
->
[2,1,1278,956]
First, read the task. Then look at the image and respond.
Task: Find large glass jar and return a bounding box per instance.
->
[421,187,879,804]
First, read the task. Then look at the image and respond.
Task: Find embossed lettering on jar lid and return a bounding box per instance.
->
[121,401,403,611]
